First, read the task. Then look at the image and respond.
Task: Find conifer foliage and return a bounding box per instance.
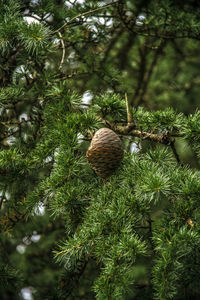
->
[1,0,200,299]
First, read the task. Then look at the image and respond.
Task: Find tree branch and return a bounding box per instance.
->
[135,40,167,106]
[53,1,119,34]
[115,126,172,145]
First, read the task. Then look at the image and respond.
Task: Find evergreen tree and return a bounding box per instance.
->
[1,0,200,299]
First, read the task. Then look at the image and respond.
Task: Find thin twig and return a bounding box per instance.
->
[53,1,119,33]
[58,31,66,71]
[125,93,134,126]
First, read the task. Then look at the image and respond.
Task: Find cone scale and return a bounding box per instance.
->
[86,128,123,179]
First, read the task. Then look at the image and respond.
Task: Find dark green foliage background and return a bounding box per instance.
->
[1,0,200,299]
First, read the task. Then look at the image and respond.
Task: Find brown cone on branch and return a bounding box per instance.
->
[86,128,124,179]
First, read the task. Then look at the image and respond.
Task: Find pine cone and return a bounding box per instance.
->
[86,128,123,179]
